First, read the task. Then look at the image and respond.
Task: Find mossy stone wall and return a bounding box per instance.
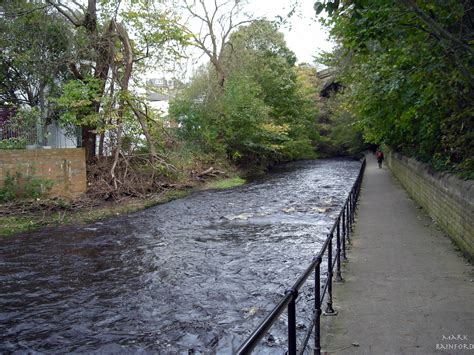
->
[387,152,473,261]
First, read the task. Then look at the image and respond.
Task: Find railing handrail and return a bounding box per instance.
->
[237,158,366,354]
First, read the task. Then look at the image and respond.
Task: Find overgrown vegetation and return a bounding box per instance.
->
[0,171,53,202]
[316,0,473,178]
[1,0,367,218]
[170,21,319,171]
[0,188,193,236]
[0,137,26,150]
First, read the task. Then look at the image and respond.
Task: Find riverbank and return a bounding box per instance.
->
[0,175,246,237]
[0,158,362,353]
[0,156,363,237]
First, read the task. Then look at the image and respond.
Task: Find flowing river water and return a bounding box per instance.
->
[0,158,361,354]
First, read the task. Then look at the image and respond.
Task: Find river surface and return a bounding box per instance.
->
[0,159,361,354]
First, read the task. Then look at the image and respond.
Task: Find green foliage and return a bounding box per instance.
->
[206,177,246,190]
[0,216,41,237]
[0,107,42,150]
[316,93,366,156]
[220,75,277,161]
[0,1,71,106]
[0,137,27,150]
[10,106,41,127]
[0,171,53,202]
[53,77,102,127]
[320,0,474,177]
[170,21,317,169]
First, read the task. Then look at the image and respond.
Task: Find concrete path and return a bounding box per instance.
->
[321,155,474,354]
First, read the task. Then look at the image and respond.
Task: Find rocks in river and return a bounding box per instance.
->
[241,306,260,319]
[221,213,253,221]
[264,334,276,347]
[312,207,329,213]
[281,207,296,213]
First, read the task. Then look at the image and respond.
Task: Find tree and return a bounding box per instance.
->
[41,0,110,160]
[225,21,318,159]
[46,0,187,162]
[316,0,474,177]
[0,1,72,135]
[170,20,318,168]
[181,0,254,88]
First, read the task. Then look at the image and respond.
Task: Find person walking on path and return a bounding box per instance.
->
[376,149,384,168]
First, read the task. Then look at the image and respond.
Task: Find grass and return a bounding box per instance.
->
[0,175,245,237]
[0,216,42,236]
[204,176,246,190]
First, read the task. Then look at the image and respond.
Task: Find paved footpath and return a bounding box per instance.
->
[321,155,474,354]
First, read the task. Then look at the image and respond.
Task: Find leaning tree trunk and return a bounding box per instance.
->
[110,21,133,189]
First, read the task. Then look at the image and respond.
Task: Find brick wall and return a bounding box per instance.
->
[0,148,86,199]
[387,152,473,261]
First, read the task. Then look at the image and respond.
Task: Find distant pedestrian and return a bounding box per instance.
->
[376,149,384,168]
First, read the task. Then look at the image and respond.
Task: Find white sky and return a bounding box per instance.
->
[150,0,334,81]
[246,0,333,65]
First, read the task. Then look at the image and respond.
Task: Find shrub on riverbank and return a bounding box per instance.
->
[0,171,53,202]
[169,21,318,170]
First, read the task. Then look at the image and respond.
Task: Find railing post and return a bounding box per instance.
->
[349,191,353,226]
[342,208,347,260]
[335,220,343,282]
[314,258,322,355]
[346,203,351,243]
[286,288,298,355]
[324,236,336,315]
[351,190,356,225]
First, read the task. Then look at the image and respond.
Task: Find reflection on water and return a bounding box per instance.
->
[0,159,361,353]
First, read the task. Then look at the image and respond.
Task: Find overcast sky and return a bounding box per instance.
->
[246,0,334,65]
[152,0,334,81]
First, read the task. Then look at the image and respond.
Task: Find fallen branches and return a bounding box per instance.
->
[88,154,176,200]
[195,166,225,178]
[196,166,214,177]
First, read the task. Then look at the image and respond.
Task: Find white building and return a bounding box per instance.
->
[146,78,178,116]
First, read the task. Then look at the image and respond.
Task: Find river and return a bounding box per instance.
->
[0,158,361,353]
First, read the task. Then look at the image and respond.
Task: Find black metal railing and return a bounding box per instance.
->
[237,158,366,355]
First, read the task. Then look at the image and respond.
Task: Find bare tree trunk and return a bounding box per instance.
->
[182,0,252,89]
[110,125,123,190]
[127,101,157,159]
[110,20,133,188]
[216,63,226,88]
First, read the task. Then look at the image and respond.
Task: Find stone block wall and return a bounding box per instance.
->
[0,148,86,199]
[386,152,473,260]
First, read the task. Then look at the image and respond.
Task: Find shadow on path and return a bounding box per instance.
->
[322,155,474,354]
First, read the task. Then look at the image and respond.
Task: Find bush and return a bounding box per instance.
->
[0,171,53,202]
[0,137,27,150]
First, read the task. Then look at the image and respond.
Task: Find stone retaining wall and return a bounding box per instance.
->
[386,151,473,260]
[0,148,86,199]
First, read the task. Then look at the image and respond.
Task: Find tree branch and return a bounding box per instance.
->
[68,63,84,80]
[401,0,474,55]
[46,0,82,26]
